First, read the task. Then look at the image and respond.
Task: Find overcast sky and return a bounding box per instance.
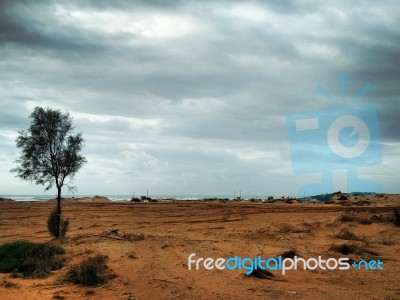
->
[0,0,399,197]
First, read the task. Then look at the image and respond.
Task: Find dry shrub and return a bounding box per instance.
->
[339,212,356,222]
[380,231,396,246]
[335,228,361,241]
[247,268,275,279]
[65,255,115,286]
[85,290,95,296]
[330,243,378,257]
[279,249,299,259]
[338,211,393,225]
[1,280,18,288]
[326,219,342,227]
[256,224,269,234]
[277,223,310,234]
[368,213,389,223]
[358,218,373,225]
[100,229,145,241]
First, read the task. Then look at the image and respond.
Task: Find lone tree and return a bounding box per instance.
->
[12,107,86,237]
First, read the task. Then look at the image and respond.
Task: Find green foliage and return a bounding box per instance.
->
[47,208,58,237]
[0,241,65,278]
[65,255,112,286]
[47,208,70,238]
[12,106,86,237]
[61,219,70,237]
[11,107,86,191]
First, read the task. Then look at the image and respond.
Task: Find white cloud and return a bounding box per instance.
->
[54,5,202,40]
[226,148,279,160]
[226,3,269,23]
[74,112,162,128]
[0,131,18,143]
[294,41,340,60]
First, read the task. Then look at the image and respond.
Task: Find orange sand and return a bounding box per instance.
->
[0,195,400,299]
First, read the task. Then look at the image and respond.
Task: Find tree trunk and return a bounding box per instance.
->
[56,186,61,238]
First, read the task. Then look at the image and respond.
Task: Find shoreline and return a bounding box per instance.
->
[1,192,396,205]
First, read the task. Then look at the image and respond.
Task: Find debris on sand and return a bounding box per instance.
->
[99,229,145,241]
[1,280,18,288]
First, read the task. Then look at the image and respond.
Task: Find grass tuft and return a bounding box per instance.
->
[65,254,115,286]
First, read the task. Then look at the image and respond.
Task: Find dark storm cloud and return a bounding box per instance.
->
[0,1,102,53]
[0,0,399,195]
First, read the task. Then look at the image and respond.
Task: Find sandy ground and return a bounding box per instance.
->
[1,195,400,300]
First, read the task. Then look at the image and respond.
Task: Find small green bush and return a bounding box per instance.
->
[0,241,64,278]
[47,208,69,238]
[61,219,70,237]
[65,255,114,286]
